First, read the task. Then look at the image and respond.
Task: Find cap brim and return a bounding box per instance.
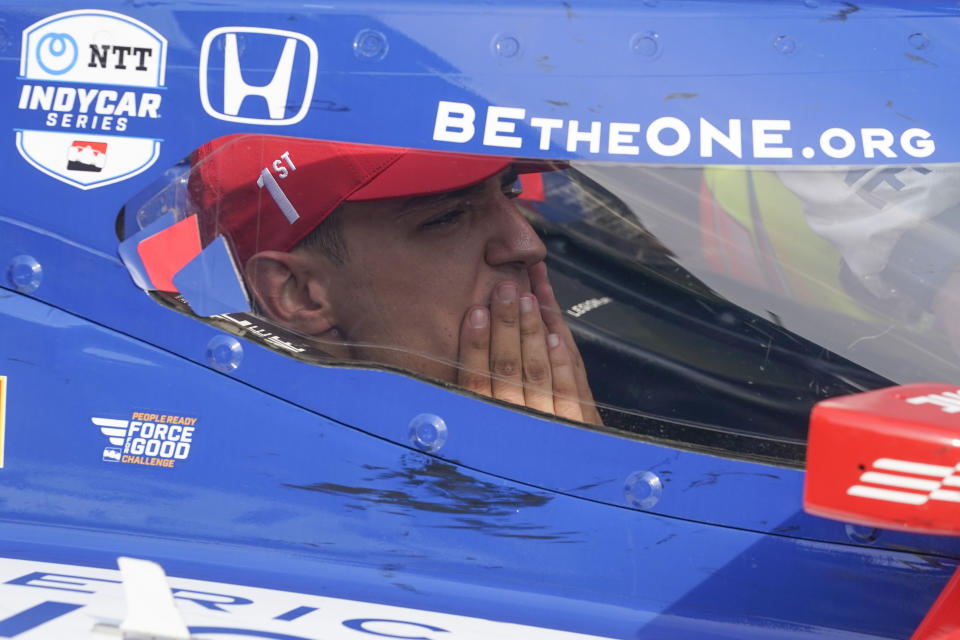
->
[349,152,563,202]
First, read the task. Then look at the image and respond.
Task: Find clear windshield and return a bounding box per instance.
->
[118,135,960,461]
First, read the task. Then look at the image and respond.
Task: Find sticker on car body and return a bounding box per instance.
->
[92,411,197,469]
[0,557,614,639]
[14,9,166,189]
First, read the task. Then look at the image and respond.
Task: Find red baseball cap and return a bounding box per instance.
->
[189,135,546,266]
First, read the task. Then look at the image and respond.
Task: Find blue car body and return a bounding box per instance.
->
[0,1,958,638]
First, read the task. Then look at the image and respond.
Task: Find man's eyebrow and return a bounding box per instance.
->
[397,181,486,211]
[392,167,521,219]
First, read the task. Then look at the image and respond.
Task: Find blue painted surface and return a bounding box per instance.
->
[1,1,959,637]
[0,259,957,637]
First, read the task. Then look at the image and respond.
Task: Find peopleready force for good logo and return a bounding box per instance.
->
[15,10,167,189]
[92,411,197,469]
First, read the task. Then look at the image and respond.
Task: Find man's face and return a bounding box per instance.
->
[309,169,547,383]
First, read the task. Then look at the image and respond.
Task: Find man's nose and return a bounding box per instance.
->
[484,194,548,269]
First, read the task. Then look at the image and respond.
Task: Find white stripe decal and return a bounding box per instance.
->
[92,418,129,447]
[100,427,127,447]
[943,476,960,488]
[848,485,929,505]
[930,489,960,503]
[873,458,954,478]
[91,418,130,428]
[859,472,940,492]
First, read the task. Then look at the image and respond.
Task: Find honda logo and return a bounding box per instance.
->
[199,26,317,125]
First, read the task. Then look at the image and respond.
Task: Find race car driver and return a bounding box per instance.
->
[190,134,601,425]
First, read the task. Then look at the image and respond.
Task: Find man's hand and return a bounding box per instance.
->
[457,263,602,425]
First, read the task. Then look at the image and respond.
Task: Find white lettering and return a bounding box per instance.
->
[114,91,138,117]
[483,106,525,149]
[29,86,54,111]
[861,128,896,159]
[566,120,601,153]
[95,90,118,115]
[53,87,75,112]
[647,117,691,157]
[901,128,935,158]
[608,122,641,155]
[433,100,475,143]
[76,88,97,113]
[257,168,300,223]
[753,120,792,159]
[700,118,742,158]
[137,93,161,118]
[820,127,856,159]
[529,117,563,150]
[428,100,937,162]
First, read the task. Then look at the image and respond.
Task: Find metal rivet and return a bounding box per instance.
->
[624,470,663,509]
[353,29,388,60]
[630,32,660,58]
[845,524,880,544]
[408,413,448,453]
[7,255,43,293]
[206,335,243,373]
[773,35,797,54]
[908,32,930,50]
[492,34,520,58]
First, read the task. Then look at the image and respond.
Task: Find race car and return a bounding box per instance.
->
[0,1,958,638]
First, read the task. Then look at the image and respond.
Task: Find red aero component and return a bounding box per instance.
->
[911,566,960,640]
[804,383,960,536]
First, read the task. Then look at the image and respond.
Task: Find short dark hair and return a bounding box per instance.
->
[294,204,349,264]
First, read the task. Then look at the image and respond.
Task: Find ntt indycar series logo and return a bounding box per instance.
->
[15,10,167,189]
[92,411,197,469]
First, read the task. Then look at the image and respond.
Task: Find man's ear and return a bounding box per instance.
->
[244,250,337,335]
